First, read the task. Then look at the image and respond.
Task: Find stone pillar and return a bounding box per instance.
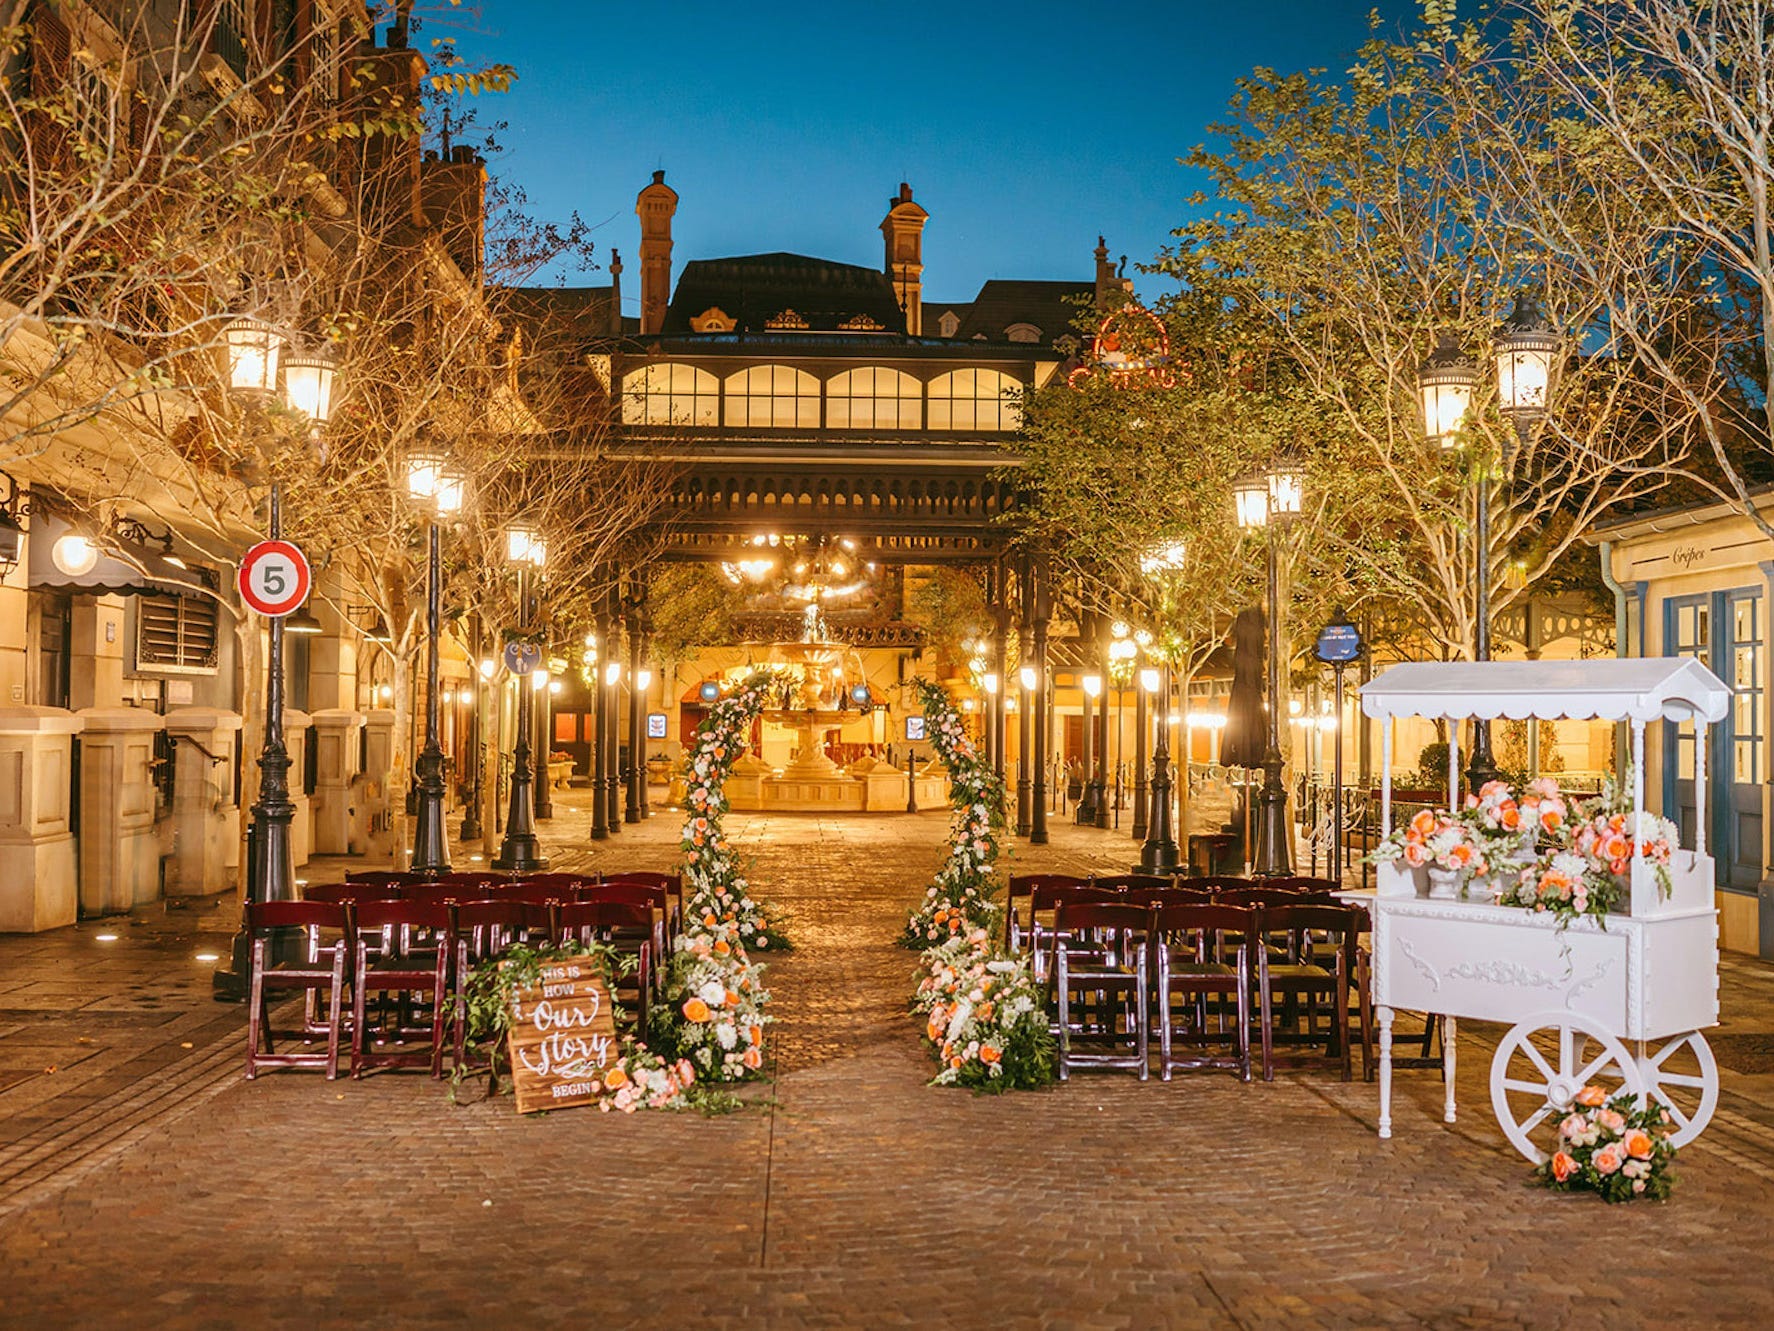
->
[161,707,243,897]
[69,594,127,711]
[357,709,397,861]
[281,708,313,868]
[309,708,364,855]
[0,707,83,931]
[75,706,163,914]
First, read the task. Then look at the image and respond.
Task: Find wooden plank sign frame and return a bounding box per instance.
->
[504,958,617,1114]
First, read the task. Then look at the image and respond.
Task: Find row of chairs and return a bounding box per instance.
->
[244,887,667,1081]
[1038,894,1370,1085]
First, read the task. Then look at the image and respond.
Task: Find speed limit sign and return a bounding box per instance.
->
[238,540,312,618]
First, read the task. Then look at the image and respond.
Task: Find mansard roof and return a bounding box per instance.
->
[953,279,1094,348]
[664,252,907,336]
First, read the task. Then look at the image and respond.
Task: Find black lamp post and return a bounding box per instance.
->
[1135,541,1185,873]
[216,326,337,998]
[1235,459,1303,877]
[405,450,462,874]
[1417,290,1559,795]
[493,522,548,872]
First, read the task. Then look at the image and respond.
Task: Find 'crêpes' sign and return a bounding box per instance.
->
[505,959,616,1114]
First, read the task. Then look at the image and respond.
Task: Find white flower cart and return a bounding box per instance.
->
[1359,658,1729,1163]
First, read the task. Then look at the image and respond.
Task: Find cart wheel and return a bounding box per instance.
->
[1636,1031,1718,1149]
[1489,1013,1645,1164]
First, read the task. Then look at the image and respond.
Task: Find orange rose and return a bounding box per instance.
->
[748,1024,763,1045]
[714,939,731,955]
[603,1067,629,1091]
[724,990,740,1008]
[703,913,718,928]
[1551,1151,1577,1182]
[979,1045,1002,1064]
[742,1047,763,1070]
[1575,1084,1608,1108]
[682,997,712,1023]
[1624,1129,1654,1160]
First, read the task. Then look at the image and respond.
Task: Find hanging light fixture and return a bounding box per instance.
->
[1232,474,1270,530]
[285,605,323,636]
[51,531,99,576]
[1266,453,1305,519]
[405,446,446,503]
[505,522,546,568]
[1493,287,1560,440]
[1140,540,1186,576]
[223,317,284,395]
[281,348,338,426]
[1417,330,1478,449]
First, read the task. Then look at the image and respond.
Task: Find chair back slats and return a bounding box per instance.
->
[1151,903,1254,937]
[1267,876,1342,895]
[1090,873,1173,892]
[554,899,654,933]
[1175,876,1256,894]
[302,883,397,905]
[1052,901,1150,932]
[579,882,667,908]
[354,899,454,933]
[248,900,350,931]
[600,871,679,891]
[1218,885,1331,907]
[344,870,418,887]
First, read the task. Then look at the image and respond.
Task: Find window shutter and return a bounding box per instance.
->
[30,4,72,94]
[137,594,221,672]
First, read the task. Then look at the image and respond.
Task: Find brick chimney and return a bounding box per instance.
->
[636,171,678,336]
[1095,234,1133,308]
[880,182,928,336]
[344,28,426,232]
[608,249,623,335]
[421,144,487,283]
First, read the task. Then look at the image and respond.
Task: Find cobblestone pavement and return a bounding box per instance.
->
[3,795,1774,1329]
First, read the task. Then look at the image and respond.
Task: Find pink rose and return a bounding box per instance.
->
[1593,1143,1624,1175]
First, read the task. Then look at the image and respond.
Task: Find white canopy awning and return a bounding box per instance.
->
[1360,658,1730,725]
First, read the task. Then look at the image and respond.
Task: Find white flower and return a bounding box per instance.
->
[715,1022,738,1050]
[698,979,727,1008]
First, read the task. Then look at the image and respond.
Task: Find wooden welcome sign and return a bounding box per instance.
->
[505,958,617,1114]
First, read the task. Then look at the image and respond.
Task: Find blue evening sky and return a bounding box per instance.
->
[460,1,1422,307]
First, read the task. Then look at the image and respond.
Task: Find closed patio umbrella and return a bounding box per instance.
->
[1220,606,1267,771]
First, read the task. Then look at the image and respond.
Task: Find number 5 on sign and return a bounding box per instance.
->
[238,540,312,618]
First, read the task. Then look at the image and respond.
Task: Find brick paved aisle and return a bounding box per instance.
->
[3,800,1774,1329]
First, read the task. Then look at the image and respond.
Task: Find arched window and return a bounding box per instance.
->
[620,363,719,426]
[724,365,820,428]
[926,368,1022,431]
[1004,322,1042,344]
[826,367,921,429]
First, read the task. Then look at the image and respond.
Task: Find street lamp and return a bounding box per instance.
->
[1135,541,1185,872]
[493,521,548,872]
[1236,458,1303,876]
[1415,288,1559,793]
[1109,630,1136,828]
[405,446,464,873]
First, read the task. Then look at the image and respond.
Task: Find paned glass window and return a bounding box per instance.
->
[926,368,1022,431]
[826,367,920,429]
[1731,593,1763,784]
[1670,598,1709,781]
[723,365,820,428]
[620,363,719,426]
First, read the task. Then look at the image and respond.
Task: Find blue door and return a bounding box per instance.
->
[1663,590,1763,889]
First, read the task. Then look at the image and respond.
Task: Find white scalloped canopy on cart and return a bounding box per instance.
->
[1359,657,1730,724]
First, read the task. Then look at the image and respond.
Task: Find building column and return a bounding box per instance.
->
[282,708,313,868]
[1015,559,1033,837]
[76,706,164,913]
[359,709,397,861]
[990,559,1008,784]
[69,594,126,710]
[308,708,364,855]
[0,707,83,931]
[162,706,244,896]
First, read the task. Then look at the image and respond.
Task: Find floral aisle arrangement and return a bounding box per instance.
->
[898,679,1054,1092]
[901,677,1007,947]
[455,943,722,1113]
[911,927,1053,1090]
[1372,774,1677,927]
[1537,1084,1677,1202]
[658,668,787,1084]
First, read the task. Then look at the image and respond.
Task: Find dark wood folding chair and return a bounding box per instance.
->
[350,900,454,1079]
[245,901,351,1080]
[1090,872,1173,892]
[1254,903,1365,1082]
[551,900,652,1033]
[1052,901,1149,1081]
[450,899,554,1075]
[580,882,670,992]
[1026,878,1106,982]
[602,871,684,938]
[1174,876,1254,895]
[344,870,420,889]
[1151,903,1252,1081]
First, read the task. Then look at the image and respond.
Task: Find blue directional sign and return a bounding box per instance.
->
[1314,615,1362,664]
[503,641,543,676]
